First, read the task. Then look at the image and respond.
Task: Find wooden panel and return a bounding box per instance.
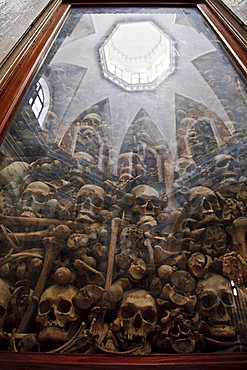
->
[0,352,247,370]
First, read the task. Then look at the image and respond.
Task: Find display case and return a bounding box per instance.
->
[0,0,247,369]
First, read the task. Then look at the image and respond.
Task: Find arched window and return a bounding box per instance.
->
[28,77,50,127]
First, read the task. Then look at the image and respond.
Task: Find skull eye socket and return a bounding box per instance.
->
[0,305,6,318]
[121,305,136,319]
[91,198,103,207]
[206,195,218,204]
[222,292,234,306]
[142,308,156,324]
[39,299,52,314]
[35,193,47,203]
[186,165,195,174]
[23,192,32,201]
[200,294,217,309]
[57,299,72,313]
[217,159,229,168]
[151,198,160,207]
[191,197,201,208]
[77,195,87,204]
[135,197,147,206]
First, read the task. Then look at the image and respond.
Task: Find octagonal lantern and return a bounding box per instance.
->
[99,21,174,91]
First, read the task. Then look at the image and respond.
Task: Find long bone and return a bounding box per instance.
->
[0,214,76,229]
[17,225,71,333]
[74,259,105,286]
[0,248,44,266]
[105,218,121,290]
[226,217,247,261]
[6,227,66,243]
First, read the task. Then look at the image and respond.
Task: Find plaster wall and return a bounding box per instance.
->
[0,0,51,66]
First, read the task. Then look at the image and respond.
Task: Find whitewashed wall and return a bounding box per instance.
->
[221,0,247,26]
[0,0,51,66]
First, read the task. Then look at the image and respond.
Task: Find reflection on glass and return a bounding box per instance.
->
[28,77,50,127]
[0,6,247,356]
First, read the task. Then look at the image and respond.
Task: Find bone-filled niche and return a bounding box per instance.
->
[0,6,247,356]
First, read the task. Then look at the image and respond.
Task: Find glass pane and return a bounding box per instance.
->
[0,6,247,355]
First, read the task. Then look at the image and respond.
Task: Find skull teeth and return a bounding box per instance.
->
[45,321,65,330]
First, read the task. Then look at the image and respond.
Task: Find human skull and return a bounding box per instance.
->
[0,278,12,329]
[197,273,236,338]
[19,181,51,217]
[188,186,221,225]
[131,185,160,220]
[36,284,79,342]
[0,161,29,186]
[82,113,102,128]
[76,184,105,222]
[128,258,147,282]
[117,289,157,340]
[188,252,206,278]
[174,156,196,182]
[117,153,133,177]
[213,154,240,185]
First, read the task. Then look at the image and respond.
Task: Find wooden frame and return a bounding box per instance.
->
[0,1,246,369]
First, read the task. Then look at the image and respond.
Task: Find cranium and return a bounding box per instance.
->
[76,184,105,222]
[117,153,133,176]
[36,284,79,342]
[187,119,217,161]
[174,156,196,182]
[19,181,52,217]
[128,258,147,282]
[0,278,12,329]
[188,186,221,225]
[213,154,240,185]
[82,113,102,128]
[131,185,160,220]
[117,289,157,340]
[0,161,29,186]
[188,252,206,278]
[197,273,236,338]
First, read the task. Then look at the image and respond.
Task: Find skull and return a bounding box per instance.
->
[188,252,206,278]
[174,156,196,182]
[213,154,240,185]
[117,153,133,177]
[82,113,102,128]
[188,186,221,225]
[117,289,157,340]
[197,273,236,338]
[128,258,147,282]
[0,278,12,329]
[76,184,105,222]
[131,185,160,220]
[19,181,51,217]
[36,284,79,342]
